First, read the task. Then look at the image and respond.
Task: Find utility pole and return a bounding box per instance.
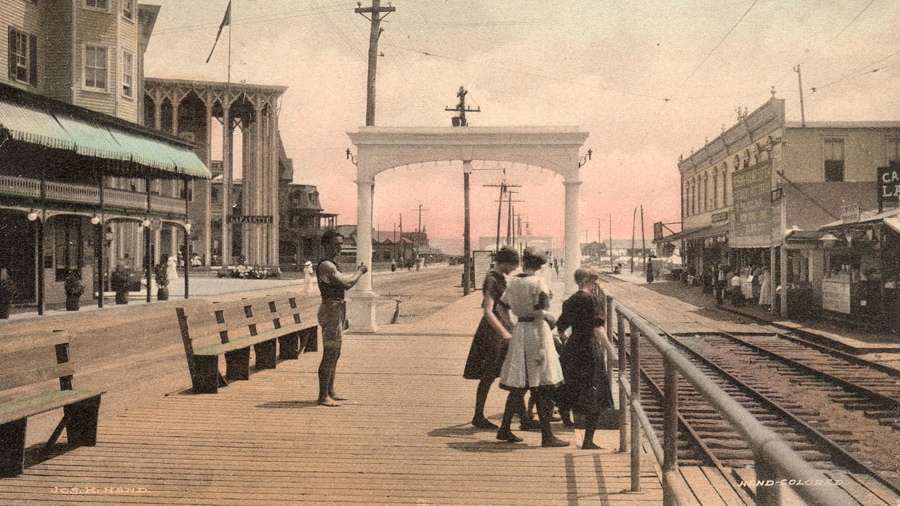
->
[447,88,479,294]
[794,64,806,128]
[411,204,430,235]
[355,0,395,126]
[445,86,481,127]
[640,205,646,273]
[484,175,520,251]
[496,194,523,247]
[609,213,613,273]
[630,207,636,274]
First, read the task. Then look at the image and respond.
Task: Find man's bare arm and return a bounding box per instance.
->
[318,261,366,289]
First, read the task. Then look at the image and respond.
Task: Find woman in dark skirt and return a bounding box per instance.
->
[556,268,614,450]
[464,248,520,429]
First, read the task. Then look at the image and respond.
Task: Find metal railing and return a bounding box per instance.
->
[0,175,184,215]
[598,290,850,506]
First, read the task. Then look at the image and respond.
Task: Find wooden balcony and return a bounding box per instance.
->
[0,175,186,215]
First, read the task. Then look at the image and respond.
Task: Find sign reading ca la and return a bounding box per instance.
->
[878,163,900,208]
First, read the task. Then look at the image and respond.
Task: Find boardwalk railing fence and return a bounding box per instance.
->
[599,291,849,506]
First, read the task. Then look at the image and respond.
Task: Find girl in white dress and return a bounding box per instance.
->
[165,255,179,283]
[496,248,567,447]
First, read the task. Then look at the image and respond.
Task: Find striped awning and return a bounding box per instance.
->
[0,95,209,179]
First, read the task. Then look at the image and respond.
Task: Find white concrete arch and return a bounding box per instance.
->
[346,126,590,333]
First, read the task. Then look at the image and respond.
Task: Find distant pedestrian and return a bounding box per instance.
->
[758,268,772,308]
[557,268,613,450]
[730,271,743,306]
[390,259,397,272]
[496,249,567,447]
[316,229,367,407]
[553,258,559,278]
[715,265,726,305]
[464,248,519,429]
[303,261,315,295]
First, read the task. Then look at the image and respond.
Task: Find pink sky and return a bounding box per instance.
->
[144,1,900,251]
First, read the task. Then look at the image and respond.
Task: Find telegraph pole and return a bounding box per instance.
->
[447,88,479,294]
[484,175,520,252]
[411,204,429,235]
[794,64,806,127]
[355,0,395,126]
[640,205,646,273]
[630,207,637,274]
[609,213,613,273]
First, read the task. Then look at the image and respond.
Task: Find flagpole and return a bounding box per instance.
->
[227,1,231,86]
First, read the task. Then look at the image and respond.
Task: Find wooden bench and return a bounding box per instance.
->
[176,295,317,394]
[0,331,104,478]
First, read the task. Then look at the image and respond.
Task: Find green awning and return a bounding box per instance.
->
[54,113,125,160]
[0,93,210,180]
[0,101,74,150]
[109,128,176,171]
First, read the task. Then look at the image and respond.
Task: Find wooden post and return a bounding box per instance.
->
[617,309,628,453]
[463,163,471,295]
[630,326,641,492]
[97,165,104,308]
[184,176,191,299]
[146,175,152,303]
[37,165,46,316]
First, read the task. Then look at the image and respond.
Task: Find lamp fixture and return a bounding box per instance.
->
[184,222,192,234]
[26,210,39,222]
[90,214,102,225]
[141,218,151,228]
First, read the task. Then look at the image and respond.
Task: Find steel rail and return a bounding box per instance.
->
[613,300,852,506]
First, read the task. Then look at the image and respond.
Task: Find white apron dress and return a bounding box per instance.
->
[166,256,179,282]
[498,273,565,390]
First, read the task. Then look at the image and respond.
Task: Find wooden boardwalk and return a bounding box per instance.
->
[0,291,663,505]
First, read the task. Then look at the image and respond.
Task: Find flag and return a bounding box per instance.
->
[205,1,231,63]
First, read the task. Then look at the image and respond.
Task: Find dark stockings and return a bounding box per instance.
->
[498,389,566,447]
[474,378,493,420]
[583,412,600,449]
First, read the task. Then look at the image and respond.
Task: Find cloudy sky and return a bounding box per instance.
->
[144,0,900,252]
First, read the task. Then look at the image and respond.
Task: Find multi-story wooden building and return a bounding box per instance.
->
[661,96,900,319]
[0,0,209,312]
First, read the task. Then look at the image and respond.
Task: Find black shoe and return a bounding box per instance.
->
[541,435,569,448]
[472,417,499,429]
[497,429,523,443]
[582,441,601,450]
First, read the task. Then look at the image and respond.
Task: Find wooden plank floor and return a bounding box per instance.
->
[0,292,663,505]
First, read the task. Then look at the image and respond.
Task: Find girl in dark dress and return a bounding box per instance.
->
[556,268,614,450]
[464,248,520,429]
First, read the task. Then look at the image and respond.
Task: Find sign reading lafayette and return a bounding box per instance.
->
[229,215,273,224]
[878,163,899,212]
[731,160,772,248]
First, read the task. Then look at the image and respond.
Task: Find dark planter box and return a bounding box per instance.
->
[65,297,80,311]
[115,291,128,305]
[157,287,169,301]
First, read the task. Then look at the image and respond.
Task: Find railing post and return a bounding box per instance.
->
[755,456,781,505]
[663,359,679,506]
[630,325,642,492]
[617,308,628,453]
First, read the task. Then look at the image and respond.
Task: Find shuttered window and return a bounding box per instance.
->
[122,0,134,20]
[122,50,134,98]
[7,27,36,86]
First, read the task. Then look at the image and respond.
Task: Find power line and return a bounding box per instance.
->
[810,47,900,93]
[683,0,759,82]
[153,5,348,36]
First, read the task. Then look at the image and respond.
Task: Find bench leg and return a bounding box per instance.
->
[0,418,26,477]
[64,395,101,447]
[225,348,250,381]
[278,332,300,360]
[192,355,220,394]
[254,339,277,370]
[302,327,318,353]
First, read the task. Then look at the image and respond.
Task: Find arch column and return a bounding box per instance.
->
[348,175,377,333]
[221,103,233,265]
[203,103,214,266]
[563,178,582,295]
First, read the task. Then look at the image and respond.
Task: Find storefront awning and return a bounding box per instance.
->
[655,223,729,243]
[820,208,900,230]
[886,216,900,235]
[0,84,209,179]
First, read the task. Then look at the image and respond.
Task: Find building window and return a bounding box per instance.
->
[713,172,719,209]
[7,27,36,86]
[122,50,134,98]
[824,138,845,182]
[888,138,899,163]
[84,0,110,12]
[83,45,108,91]
[122,0,134,20]
[211,187,219,204]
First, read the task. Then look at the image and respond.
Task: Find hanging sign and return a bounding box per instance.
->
[230,215,273,224]
[878,163,899,211]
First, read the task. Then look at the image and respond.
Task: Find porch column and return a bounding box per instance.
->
[242,112,252,262]
[169,226,178,259]
[171,100,180,136]
[348,175,377,333]
[153,100,161,130]
[254,104,265,265]
[563,178,582,295]
[204,103,214,266]
[221,104,232,265]
[269,104,280,266]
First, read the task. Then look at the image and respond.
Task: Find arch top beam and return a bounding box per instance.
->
[347,126,590,182]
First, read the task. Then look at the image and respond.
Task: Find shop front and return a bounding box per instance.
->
[660,223,729,286]
[819,209,900,332]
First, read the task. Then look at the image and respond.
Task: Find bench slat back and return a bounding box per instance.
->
[176,301,271,350]
[261,296,304,330]
[0,331,73,391]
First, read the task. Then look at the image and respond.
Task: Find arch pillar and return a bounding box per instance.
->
[348,174,377,333]
[563,178,582,295]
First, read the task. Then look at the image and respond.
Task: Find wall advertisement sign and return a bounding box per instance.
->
[731,160,772,248]
[822,278,851,314]
[878,163,899,211]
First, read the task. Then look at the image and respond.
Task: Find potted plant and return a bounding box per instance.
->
[64,271,85,311]
[154,263,169,301]
[111,266,130,305]
[0,278,18,319]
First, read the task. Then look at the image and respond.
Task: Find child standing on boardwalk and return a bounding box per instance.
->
[464,248,520,429]
[496,249,568,447]
[556,268,614,450]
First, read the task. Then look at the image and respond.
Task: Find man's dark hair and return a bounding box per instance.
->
[321,228,343,245]
[522,247,546,270]
[494,247,519,266]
